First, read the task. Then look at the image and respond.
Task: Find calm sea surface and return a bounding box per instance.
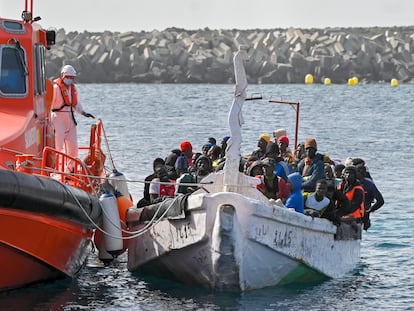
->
[1,83,413,310]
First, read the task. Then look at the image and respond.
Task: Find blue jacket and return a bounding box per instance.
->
[285,172,304,213]
[297,153,325,191]
[274,161,291,182]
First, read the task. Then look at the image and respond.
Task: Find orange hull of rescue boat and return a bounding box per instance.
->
[0,208,94,291]
[0,2,108,291]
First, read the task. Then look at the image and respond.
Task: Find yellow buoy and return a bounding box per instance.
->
[305,74,314,85]
[390,78,398,87]
[353,76,359,85]
[348,77,358,86]
[324,78,331,85]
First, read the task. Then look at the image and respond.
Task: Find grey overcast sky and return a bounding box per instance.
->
[1,0,413,32]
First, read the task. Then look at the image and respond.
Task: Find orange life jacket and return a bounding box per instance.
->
[344,184,365,219]
[55,77,78,108]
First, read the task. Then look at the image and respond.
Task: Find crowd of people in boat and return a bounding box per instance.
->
[136,129,384,231]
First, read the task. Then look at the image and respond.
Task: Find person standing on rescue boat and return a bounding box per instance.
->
[51,65,94,171]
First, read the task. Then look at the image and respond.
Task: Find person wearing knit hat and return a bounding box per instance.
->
[278,135,295,167]
[202,142,213,155]
[175,154,189,171]
[194,155,212,183]
[251,133,270,160]
[179,140,194,167]
[180,141,192,153]
[304,137,317,150]
[259,133,271,143]
[297,137,325,192]
[278,135,289,147]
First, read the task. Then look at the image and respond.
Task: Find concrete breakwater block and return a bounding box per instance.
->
[45,27,414,84]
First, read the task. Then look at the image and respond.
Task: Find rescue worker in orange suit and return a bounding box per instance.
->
[337,165,365,220]
[51,65,94,171]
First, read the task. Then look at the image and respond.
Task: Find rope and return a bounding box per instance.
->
[15,163,259,241]
[18,162,256,190]
[65,183,182,240]
[99,119,116,172]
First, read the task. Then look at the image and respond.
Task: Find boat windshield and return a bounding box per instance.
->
[0,46,27,96]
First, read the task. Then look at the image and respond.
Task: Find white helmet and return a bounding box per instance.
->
[61,65,77,77]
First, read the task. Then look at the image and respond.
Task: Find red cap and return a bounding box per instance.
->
[180,141,192,152]
[277,135,289,146]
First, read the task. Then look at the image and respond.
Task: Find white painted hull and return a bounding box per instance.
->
[127,47,361,290]
[126,172,361,291]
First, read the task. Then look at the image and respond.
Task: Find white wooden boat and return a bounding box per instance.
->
[125,46,361,291]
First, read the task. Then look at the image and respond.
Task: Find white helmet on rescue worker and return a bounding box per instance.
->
[61,65,77,77]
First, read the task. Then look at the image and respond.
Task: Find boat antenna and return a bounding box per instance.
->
[22,0,41,23]
[100,119,117,172]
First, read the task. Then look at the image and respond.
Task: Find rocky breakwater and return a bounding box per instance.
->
[45,26,414,84]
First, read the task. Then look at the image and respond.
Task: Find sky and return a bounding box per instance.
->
[1,0,413,32]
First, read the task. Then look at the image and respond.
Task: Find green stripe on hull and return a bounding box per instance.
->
[278,264,329,286]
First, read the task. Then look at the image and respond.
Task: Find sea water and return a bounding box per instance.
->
[1,83,413,310]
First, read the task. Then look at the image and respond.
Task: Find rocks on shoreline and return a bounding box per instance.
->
[45,26,414,84]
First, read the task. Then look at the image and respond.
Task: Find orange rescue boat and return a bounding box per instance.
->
[0,1,131,290]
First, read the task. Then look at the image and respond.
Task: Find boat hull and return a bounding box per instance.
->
[0,169,101,291]
[0,209,93,290]
[127,187,361,291]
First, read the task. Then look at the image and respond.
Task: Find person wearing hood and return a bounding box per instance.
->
[174,154,196,195]
[285,172,304,213]
[193,155,212,183]
[136,157,165,208]
[164,149,181,180]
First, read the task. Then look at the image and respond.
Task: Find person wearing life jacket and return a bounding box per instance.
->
[51,65,95,171]
[284,172,304,213]
[355,162,384,231]
[337,165,365,220]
